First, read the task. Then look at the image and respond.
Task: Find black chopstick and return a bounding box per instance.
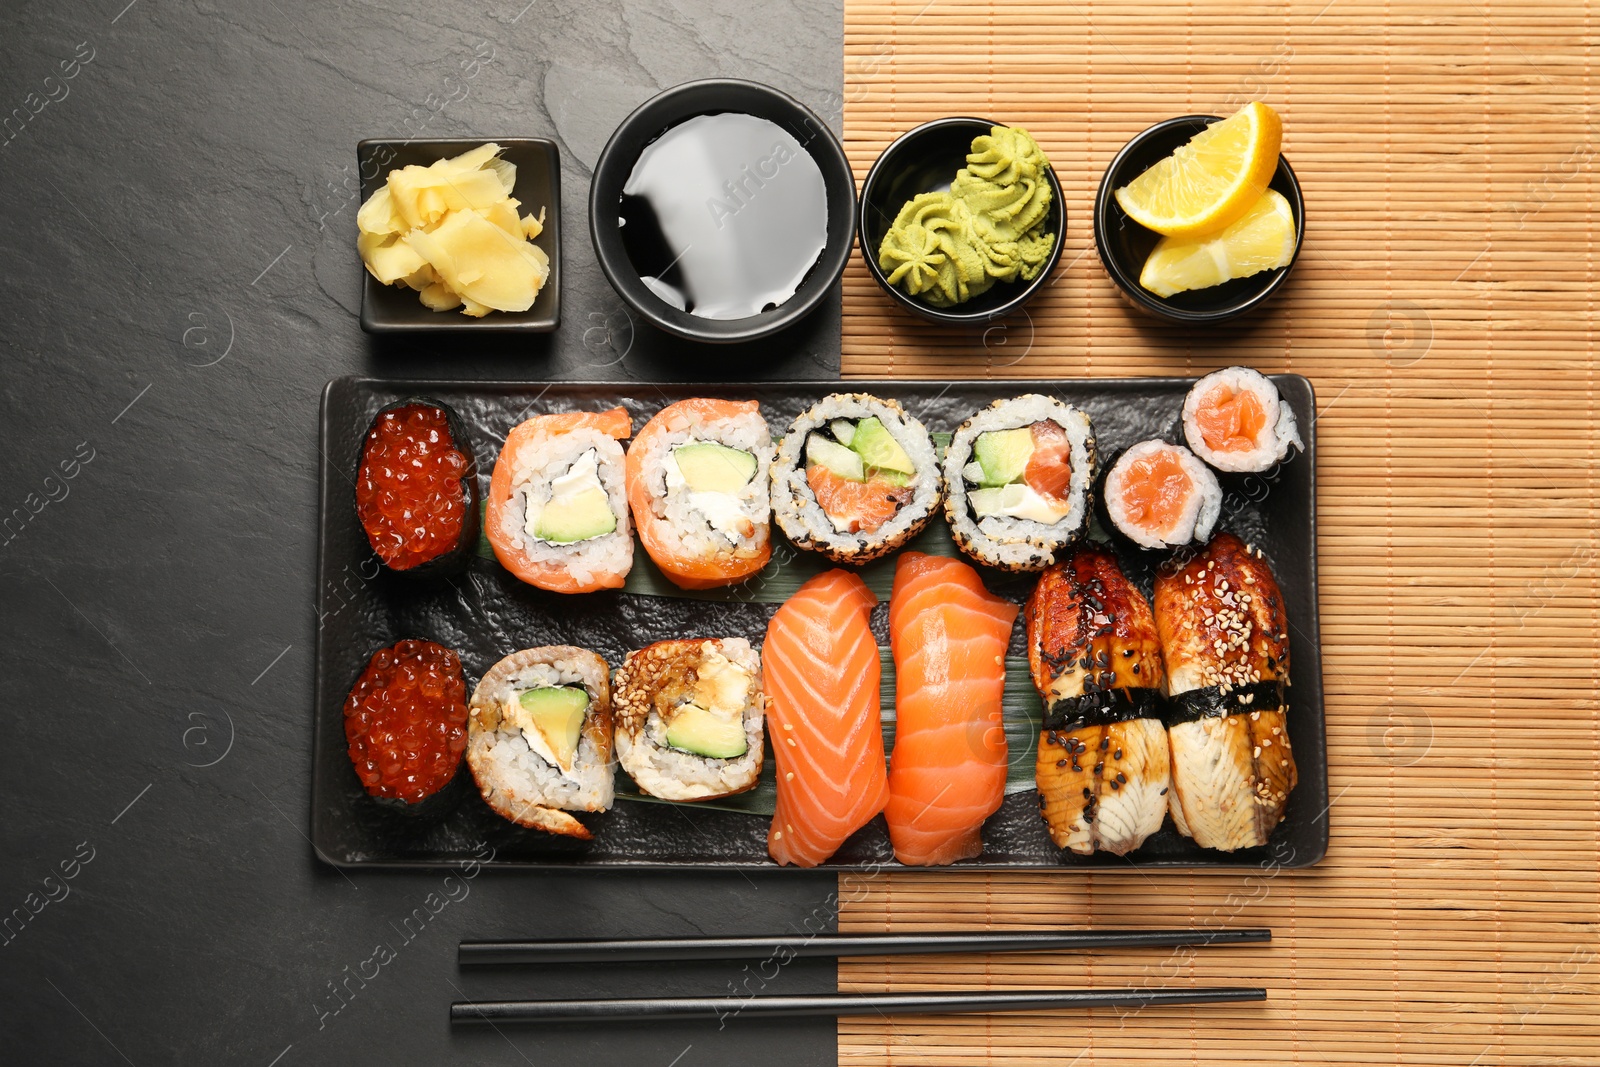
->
[451,986,1266,1024]
[459,927,1269,965]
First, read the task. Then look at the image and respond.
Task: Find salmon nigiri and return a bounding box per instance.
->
[486,407,634,594]
[884,552,1019,866]
[763,569,889,867]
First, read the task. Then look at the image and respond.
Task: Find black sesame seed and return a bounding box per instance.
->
[1093,762,1104,775]
[1056,759,1067,768]
[1110,780,1120,790]
[1100,737,1110,751]
[1082,787,1092,799]
[1114,749,1123,760]
[1116,772,1127,784]
[1159,786,1169,796]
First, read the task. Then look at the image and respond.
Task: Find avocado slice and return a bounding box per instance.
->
[972,427,1035,487]
[532,485,616,543]
[665,704,748,759]
[829,418,857,445]
[805,434,865,481]
[674,442,756,494]
[850,417,915,475]
[516,686,590,771]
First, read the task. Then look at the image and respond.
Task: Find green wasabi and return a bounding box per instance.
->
[877,126,1055,308]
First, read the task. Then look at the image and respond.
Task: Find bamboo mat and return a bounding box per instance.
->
[838,3,1599,1064]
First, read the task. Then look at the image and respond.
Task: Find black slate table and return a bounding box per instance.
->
[0,2,843,1063]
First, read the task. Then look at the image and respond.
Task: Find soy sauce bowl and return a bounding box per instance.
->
[1094,115,1305,324]
[588,79,857,345]
[858,117,1066,326]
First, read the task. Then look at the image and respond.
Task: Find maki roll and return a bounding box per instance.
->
[771,393,941,564]
[354,399,478,575]
[1182,367,1303,473]
[466,646,615,839]
[344,639,469,813]
[1154,533,1297,851]
[943,395,1096,571]
[1103,440,1221,550]
[1026,548,1171,855]
[485,408,634,594]
[625,399,773,590]
[612,638,764,801]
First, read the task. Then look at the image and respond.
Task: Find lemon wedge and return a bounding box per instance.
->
[1138,189,1296,297]
[1115,102,1282,238]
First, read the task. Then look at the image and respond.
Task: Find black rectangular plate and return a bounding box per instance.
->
[314,377,1327,870]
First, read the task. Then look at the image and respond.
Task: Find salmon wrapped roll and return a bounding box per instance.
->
[1154,533,1297,851]
[1026,547,1171,855]
[625,398,773,590]
[486,408,634,594]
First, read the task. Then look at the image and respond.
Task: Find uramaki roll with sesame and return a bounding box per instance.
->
[1153,532,1297,852]
[612,638,764,801]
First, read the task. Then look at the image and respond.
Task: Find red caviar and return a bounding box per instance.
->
[356,404,469,570]
[344,639,468,804]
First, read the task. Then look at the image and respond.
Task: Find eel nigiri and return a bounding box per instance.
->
[884,552,1018,866]
[1026,546,1171,855]
[486,408,634,594]
[762,569,889,867]
[625,398,773,590]
[1153,532,1297,851]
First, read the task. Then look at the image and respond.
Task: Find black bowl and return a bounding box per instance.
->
[1094,115,1304,323]
[357,138,561,333]
[588,79,856,345]
[857,117,1066,326]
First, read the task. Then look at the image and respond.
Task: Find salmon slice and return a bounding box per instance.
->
[1023,420,1072,501]
[883,552,1019,866]
[1154,533,1298,851]
[806,465,911,534]
[485,407,632,594]
[1115,447,1194,533]
[1193,384,1269,454]
[763,569,889,867]
[1025,548,1171,856]
[625,397,771,590]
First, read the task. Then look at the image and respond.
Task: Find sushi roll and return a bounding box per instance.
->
[344,639,469,814]
[466,646,615,839]
[1154,533,1298,851]
[612,638,765,801]
[1182,367,1303,473]
[771,393,941,565]
[943,395,1096,571]
[1103,440,1221,550]
[485,408,634,594]
[625,399,773,590]
[354,399,479,575]
[1026,548,1171,856]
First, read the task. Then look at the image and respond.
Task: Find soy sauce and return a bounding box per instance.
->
[619,112,828,320]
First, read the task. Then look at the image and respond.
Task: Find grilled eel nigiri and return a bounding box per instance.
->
[1153,532,1298,851]
[1026,546,1171,855]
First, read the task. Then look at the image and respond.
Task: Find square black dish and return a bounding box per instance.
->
[314,378,1327,870]
[356,138,561,333]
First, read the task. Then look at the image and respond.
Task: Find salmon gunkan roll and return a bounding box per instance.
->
[486,408,634,593]
[1154,533,1297,851]
[943,395,1097,572]
[467,645,614,839]
[1026,547,1171,856]
[1103,440,1221,551]
[625,399,773,590]
[771,394,942,564]
[612,638,765,801]
[1182,367,1302,473]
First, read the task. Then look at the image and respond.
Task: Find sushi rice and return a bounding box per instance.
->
[1181,366,1303,473]
[466,645,614,839]
[942,394,1096,571]
[1104,440,1222,550]
[771,393,942,564]
[612,638,765,802]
